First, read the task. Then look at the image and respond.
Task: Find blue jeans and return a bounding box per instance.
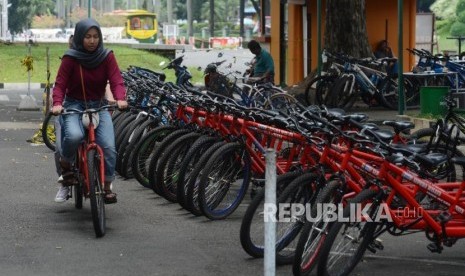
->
[60,98,116,183]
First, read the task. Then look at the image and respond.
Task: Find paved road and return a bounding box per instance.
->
[0,89,464,276]
[176,48,254,73]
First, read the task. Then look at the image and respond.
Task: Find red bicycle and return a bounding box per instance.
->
[61,104,116,237]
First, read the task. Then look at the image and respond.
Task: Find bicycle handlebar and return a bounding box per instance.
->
[61,104,118,115]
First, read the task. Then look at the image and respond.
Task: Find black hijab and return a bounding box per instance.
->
[64,18,111,69]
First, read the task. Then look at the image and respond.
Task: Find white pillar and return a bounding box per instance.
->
[264,148,276,276]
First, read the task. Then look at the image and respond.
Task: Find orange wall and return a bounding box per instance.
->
[287,5,304,85]
[270,1,281,85]
[366,0,416,72]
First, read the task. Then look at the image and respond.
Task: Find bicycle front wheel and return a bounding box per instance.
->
[293,180,342,275]
[88,149,106,238]
[317,189,378,276]
[198,142,251,220]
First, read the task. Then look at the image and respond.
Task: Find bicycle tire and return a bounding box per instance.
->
[377,76,399,110]
[272,172,320,265]
[317,188,378,276]
[116,114,149,174]
[41,112,56,151]
[131,125,177,188]
[293,180,342,276]
[113,110,133,136]
[185,141,227,216]
[263,93,298,112]
[410,127,435,144]
[198,142,251,220]
[239,170,305,262]
[111,109,129,129]
[315,75,338,106]
[305,75,327,106]
[148,128,191,195]
[116,115,142,153]
[176,135,218,209]
[156,132,202,202]
[110,109,125,126]
[119,118,160,179]
[329,75,359,111]
[74,182,83,210]
[87,149,106,238]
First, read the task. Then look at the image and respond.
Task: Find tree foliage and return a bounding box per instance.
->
[450,0,465,36]
[431,0,458,19]
[417,0,435,12]
[9,0,55,33]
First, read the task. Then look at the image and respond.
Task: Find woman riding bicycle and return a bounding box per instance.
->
[52,18,128,204]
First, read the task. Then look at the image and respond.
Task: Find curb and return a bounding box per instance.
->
[0,83,50,90]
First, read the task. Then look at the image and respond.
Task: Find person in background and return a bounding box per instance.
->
[374,40,398,76]
[52,18,127,204]
[246,39,275,84]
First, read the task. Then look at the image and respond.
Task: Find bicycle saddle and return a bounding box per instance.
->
[82,113,100,129]
[383,120,415,134]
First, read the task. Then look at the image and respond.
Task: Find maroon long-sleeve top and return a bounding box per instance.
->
[52,52,126,106]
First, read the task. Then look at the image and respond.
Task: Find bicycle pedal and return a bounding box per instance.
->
[367,238,384,253]
[437,211,451,223]
[444,238,457,247]
[366,244,377,254]
[372,238,384,250]
[427,242,443,253]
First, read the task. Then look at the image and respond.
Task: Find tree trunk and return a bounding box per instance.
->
[324,0,373,58]
[167,0,173,24]
[187,0,193,37]
[239,0,245,37]
[209,0,214,37]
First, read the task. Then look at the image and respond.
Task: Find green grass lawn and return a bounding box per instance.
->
[0,42,204,84]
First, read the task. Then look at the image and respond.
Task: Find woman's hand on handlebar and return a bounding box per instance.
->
[52,105,63,115]
[117,100,128,110]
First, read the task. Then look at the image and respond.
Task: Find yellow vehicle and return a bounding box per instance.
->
[125,10,158,43]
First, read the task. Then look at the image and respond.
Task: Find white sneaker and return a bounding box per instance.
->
[54,186,70,203]
[57,175,64,183]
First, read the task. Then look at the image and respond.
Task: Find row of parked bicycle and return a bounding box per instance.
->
[106,61,465,275]
[304,48,465,112]
[39,52,465,273]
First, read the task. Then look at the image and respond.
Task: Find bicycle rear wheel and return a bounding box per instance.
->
[329,75,359,111]
[41,112,56,151]
[239,170,304,260]
[88,149,106,238]
[314,75,338,106]
[263,93,298,113]
[74,182,83,209]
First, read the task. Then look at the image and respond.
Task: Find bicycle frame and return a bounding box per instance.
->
[344,62,381,96]
[333,137,465,238]
[76,114,105,196]
[60,105,116,238]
